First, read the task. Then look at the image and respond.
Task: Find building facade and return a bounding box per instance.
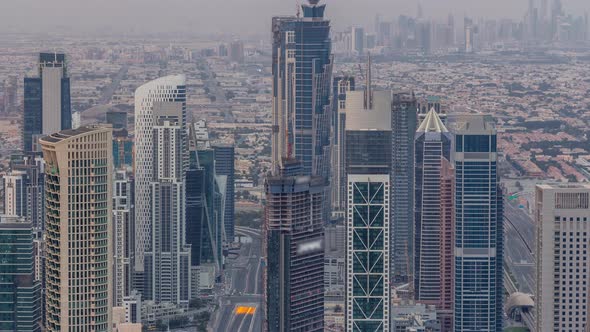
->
[113,171,134,307]
[265,171,325,332]
[0,220,41,332]
[134,75,186,275]
[535,184,590,332]
[24,52,71,152]
[213,145,235,242]
[271,0,333,177]
[391,91,417,283]
[449,114,503,331]
[40,125,113,332]
[331,76,355,218]
[344,88,392,331]
[3,170,27,217]
[144,102,191,306]
[414,109,453,331]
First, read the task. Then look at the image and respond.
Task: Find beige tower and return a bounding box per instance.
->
[41,125,113,332]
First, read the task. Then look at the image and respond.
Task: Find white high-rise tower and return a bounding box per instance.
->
[134,75,186,275]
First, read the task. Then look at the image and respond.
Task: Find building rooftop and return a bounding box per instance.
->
[416,108,448,133]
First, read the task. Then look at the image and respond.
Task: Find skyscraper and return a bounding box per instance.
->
[391,91,417,284]
[144,101,191,306]
[265,164,325,332]
[331,76,355,218]
[229,40,245,64]
[3,75,18,113]
[344,86,392,331]
[352,27,365,54]
[113,170,134,307]
[40,125,113,332]
[448,114,503,331]
[213,145,235,242]
[23,52,71,152]
[535,183,590,332]
[3,170,27,217]
[413,109,454,330]
[186,122,225,296]
[0,218,42,332]
[271,0,333,177]
[134,75,186,276]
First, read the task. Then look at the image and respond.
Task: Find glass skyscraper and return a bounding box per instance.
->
[23,52,71,153]
[213,145,235,242]
[449,114,503,331]
[391,91,418,283]
[344,89,392,331]
[414,109,454,330]
[0,219,41,332]
[271,0,333,178]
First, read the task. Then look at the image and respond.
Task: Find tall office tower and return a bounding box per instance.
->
[331,76,355,218]
[351,27,365,54]
[23,52,71,152]
[265,165,325,332]
[3,75,18,113]
[229,40,245,64]
[113,170,134,307]
[271,0,333,177]
[3,170,27,216]
[464,18,474,53]
[213,145,235,242]
[40,125,113,332]
[391,91,417,284]
[439,158,455,331]
[134,75,186,276]
[413,109,453,330]
[186,122,225,296]
[0,218,42,332]
[448,115,503,332]
[344,86,392,331]
[535,184,590,332]
[144,102,191,306]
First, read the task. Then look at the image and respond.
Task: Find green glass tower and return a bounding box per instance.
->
[0,219,41,332]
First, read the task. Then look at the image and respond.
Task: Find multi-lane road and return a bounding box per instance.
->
[504,200,536,295]
[211,226,263,332]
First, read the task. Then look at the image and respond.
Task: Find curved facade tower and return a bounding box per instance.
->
[41,125,113,332]
[134,75,186,273]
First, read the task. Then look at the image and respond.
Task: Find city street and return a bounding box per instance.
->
[211,226,263,332]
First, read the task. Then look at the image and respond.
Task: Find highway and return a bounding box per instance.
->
[211,226,263,332]
[504,200,536,295]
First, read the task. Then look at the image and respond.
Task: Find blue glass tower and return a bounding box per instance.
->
[271,0,333,178]
[213,145,235,242]
[449,114,503,331]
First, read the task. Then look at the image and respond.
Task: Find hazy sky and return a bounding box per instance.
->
[1,0,589,36]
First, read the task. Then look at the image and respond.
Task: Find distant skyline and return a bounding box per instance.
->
[0,0,589,36]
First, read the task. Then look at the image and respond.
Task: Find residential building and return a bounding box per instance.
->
[113,171,134,307]
[23,52,71,152]
[134,75,186,277]
[535,183,590,331]
[391,91,418,284]
[448,114,503,331]
[0,218,41,332]
[40,125,113,332]
[144,101,191,306]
